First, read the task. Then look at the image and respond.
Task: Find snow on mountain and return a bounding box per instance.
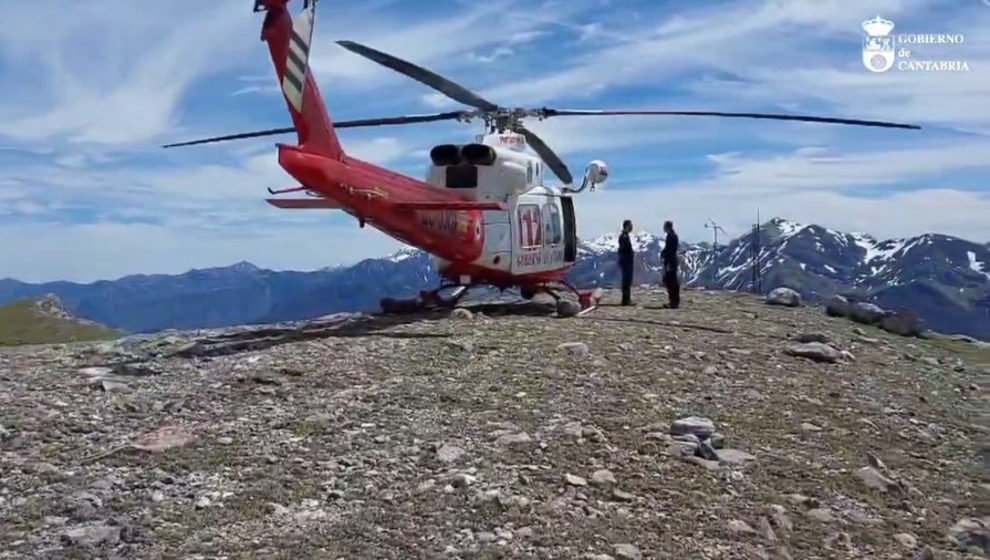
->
[387,246,422,263]
[968,250,990,280]
[578,231,660,255]
[771,218,805,240]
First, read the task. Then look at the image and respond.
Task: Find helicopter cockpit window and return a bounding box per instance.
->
[518,204,543,248]
[445,164,478,189]
[544,203,562,245]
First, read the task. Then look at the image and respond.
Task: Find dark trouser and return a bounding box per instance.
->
[620,261,633,305]
[663,268,680,308]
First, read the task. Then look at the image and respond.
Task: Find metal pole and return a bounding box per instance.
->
[713,225,718,287]
[755,207,762,294]
[705,219,725,288]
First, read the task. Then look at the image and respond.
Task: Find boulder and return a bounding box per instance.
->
[824,295,851,317]
[848,302,888,324]
[670,416,715,439]
[948,517,990,554]
[556,299,581,317]
[766,287,802,307]
[878,309,924,337]
[794,332,834,344]
[784,342,843,363]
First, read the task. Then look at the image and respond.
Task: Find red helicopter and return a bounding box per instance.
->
[164,0,920,316]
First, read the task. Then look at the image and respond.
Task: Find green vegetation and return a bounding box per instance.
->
[0,298,124,347]
[929,337,990,367]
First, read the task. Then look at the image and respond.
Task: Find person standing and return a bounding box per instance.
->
[618,219,634,305]
[661,220,680,308]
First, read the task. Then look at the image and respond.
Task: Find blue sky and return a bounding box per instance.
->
[0,0,987,282]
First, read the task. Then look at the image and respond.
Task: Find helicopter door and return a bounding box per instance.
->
[482,210,511,271]
[561,196,577,262]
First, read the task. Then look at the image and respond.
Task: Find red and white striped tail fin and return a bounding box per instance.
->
[260,0,343,158]
[281,3,315,114]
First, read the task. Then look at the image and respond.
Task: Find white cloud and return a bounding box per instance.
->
[306,0,591,89]
[519,114,724,158]
[572,140,990,242]
[0,134,416,236]
[681,140,990,193]
[0,0,256,146]
[346,137,411,164]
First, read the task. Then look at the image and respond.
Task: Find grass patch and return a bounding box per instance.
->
[929,338,990,367]
[0,298,124,346]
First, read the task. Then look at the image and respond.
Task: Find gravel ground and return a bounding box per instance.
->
[1,288,988,559]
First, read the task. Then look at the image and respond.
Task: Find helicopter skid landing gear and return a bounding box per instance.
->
[541,283,603,317]
[419,285,468,310]
[576,288,604,315]
[380,285,469,315]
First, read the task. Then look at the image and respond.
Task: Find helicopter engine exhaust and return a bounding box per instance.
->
[429,144,459,166]
[460,144,496,166]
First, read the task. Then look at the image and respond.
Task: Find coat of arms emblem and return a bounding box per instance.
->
[862,15,896,73]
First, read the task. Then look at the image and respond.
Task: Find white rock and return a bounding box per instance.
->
[564,473,587,486]
[495,432,532,445]
[450,308,473,320]
[670,416,715,439]
[728,519,756,534]
[893,532,917,548]
[436,444,465,464]
[60,524,121,547]
[590,469,617,486]
[557,342,589,358]
[783,342,843,363]
[766,287,802,307]
[613,543,641,559]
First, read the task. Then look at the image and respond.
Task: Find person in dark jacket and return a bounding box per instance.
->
[660,220,680,308]
[618,219,634,305]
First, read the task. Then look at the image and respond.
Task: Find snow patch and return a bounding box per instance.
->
[967,251,990,279]
[387,247,421,262]
[581,231,658,254]
[773,218,805,239]
[850,232,908,275]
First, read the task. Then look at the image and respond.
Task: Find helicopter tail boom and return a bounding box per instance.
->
[260,0,342,158]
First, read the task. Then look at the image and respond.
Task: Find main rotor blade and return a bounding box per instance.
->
[336,40,500,112]
[539,109,921,130]
[335,111,468,128]
[161,112,468,148]
[517,124,573,185]
[162,127,294,148]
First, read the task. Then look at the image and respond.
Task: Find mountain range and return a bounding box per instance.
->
[1,217,988,340]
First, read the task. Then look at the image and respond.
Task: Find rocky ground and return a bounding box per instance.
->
[1,288,988,559]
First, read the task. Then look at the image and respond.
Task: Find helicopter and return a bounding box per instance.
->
[163,0,921,316]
